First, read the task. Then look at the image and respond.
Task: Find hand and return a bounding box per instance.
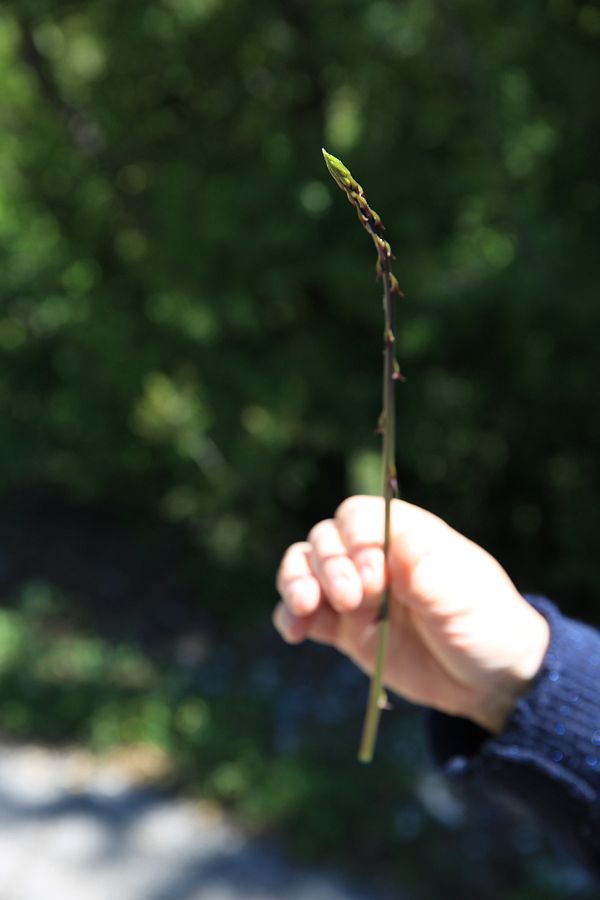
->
[274,496,550,734]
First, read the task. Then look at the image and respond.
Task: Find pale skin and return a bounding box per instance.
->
[274,496,550,735]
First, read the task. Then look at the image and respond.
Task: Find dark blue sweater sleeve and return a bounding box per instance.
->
[428,596,600,875]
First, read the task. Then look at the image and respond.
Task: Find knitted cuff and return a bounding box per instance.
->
[428,596,600,872]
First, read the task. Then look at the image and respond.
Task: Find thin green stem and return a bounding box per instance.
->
[358,614,390,762]
[322,149,403,763]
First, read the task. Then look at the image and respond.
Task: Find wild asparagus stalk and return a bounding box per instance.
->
[322,149,404,764]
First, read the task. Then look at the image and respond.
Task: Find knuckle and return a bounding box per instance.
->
[282,541,307,567]
[335,496,358,522]
[275,566,285,594]
[277,539,320,597]
[336,498,383,552]
[307,518,334,546]
[289,540,310,555]
[335,494,379,527]
[275,543,303,591]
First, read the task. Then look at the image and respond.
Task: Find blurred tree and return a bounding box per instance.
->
[1,4,600,897]
[0,0,598,624]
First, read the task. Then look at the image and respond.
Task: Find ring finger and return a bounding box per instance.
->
[307,519,363,612]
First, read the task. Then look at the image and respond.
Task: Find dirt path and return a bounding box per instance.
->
[0,742,403,900]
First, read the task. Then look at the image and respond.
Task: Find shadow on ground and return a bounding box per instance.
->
[0,743,403,900]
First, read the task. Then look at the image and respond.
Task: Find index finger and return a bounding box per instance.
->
[335,496,449,593]
[334,495,386,552]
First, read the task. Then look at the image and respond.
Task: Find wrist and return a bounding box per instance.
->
[472,607,551,735]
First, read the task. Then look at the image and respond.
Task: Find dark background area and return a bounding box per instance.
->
[0,1,599,897]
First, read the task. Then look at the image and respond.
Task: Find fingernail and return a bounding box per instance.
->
[359,565,374,586]
[331,576,348,596]
[274,605,301,644]
[330,575,361,610]
[273,604,287,635]
[286,585,304,610]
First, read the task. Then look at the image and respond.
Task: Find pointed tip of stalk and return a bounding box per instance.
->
[322,147,353,191]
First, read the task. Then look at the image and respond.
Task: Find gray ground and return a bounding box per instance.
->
[0,743,403,900]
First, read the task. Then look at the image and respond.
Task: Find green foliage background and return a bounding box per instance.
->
[0,0,599,897]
